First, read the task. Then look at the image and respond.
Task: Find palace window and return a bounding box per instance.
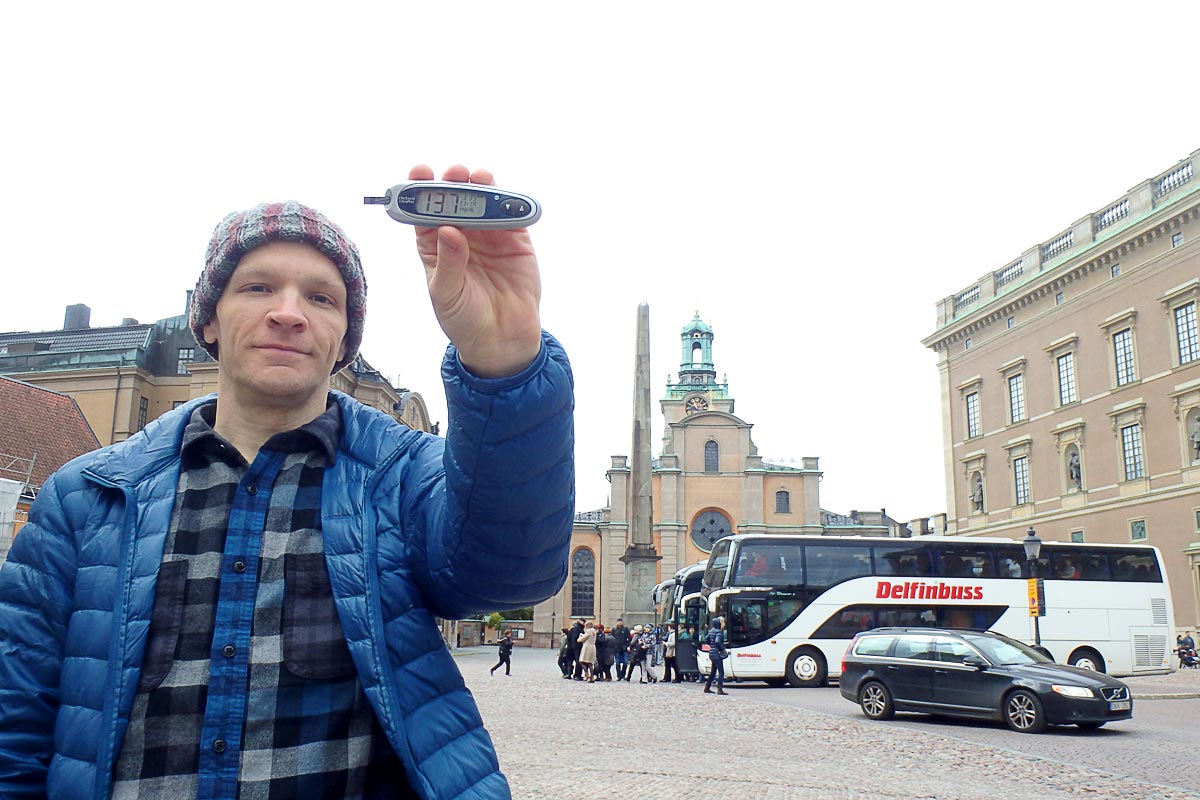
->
[965,392,981,439]
[1057,352,1078,406]
[1121,423,1145,481]
[137,397,148,431]
[1008,374,1025,423]
[1013,456,1030,506]
[1177,302,1198,365]
[1113,329,1136,386]
[775,490,791,514]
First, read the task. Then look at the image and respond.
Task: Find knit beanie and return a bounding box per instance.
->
[189,201,367,374]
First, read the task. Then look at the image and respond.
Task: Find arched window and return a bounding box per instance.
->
[570,548,595,618]
[775,490,790,513]
[704,440,719,473]
[692,342,703,366]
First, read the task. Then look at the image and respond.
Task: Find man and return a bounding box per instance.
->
[491,630,514,677]
[0,165,574,799]
[703,618,728,695]
[610,618,631,681]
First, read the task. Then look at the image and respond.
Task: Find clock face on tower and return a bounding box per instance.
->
[685,396,709,414]
[690,510,733,553]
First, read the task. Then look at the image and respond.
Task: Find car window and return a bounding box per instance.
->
[962,633,1050,665]
[892,635,938,662]
[853,636,894,657]
[934,637,976,664]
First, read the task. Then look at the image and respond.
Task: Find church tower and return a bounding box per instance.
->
[676,311,716,387]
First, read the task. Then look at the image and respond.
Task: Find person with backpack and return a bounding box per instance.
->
[490,629,514,676]
[703,617,728,695]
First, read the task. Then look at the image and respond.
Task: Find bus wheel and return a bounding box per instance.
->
[785,647,827,687]
[1068,648,1105,673]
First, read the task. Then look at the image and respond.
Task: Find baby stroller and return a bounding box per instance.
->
[1178,646,1200,669]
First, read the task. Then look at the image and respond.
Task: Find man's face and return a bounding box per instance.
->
[203,241,348,409]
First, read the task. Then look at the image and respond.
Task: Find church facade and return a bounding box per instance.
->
[533,313,893,644]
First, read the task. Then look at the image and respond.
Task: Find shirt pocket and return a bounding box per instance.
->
[282,552,357,680]
[137,560,189,693]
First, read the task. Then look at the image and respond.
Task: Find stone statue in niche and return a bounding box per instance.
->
[1192,415,1200,461]
[1068,450,1082,490]
[970,474,984,513]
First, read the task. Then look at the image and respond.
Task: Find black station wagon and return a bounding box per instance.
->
[839,628,1133,733]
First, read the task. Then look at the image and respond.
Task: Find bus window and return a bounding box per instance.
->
[993,543,1045,579]
[804,544,871,588]
[1074,551,1110,580]
[732,542,804,586]
[936,546,996,578]
[704,539,733,588]
[765,592,804,635]
[872,604,1005,631]
[811,608,875,639]
[727,598,766,646]
[1110,550,1162,582]
[873,544,932,577]
[1049,551,1082,579]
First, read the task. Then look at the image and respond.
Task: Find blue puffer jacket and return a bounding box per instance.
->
[0,333,574,800]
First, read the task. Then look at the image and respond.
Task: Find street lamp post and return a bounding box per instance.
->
[1022,526,1043,648]
[550,611,557,649]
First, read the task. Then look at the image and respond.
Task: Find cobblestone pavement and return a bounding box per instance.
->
[457,647,1200,800]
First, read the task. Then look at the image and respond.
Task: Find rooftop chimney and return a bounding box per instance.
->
[120,318,139,326]
[63,304,91,330]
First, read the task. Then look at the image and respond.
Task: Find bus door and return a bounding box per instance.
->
[676,592,707,677]
[725,595,768,676]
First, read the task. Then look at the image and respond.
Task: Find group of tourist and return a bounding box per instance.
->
[552,617,731,694]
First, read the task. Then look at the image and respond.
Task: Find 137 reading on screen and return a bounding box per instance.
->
[416,188,487,218]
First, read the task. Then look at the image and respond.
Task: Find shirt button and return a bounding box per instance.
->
[212,739,227,753]
[222,644,236,658]
[233,560,246,574]
[246,484,258,495]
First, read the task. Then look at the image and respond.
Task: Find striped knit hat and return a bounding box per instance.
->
[189,201,366,374]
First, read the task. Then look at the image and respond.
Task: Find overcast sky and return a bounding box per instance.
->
[3,2,1198,522]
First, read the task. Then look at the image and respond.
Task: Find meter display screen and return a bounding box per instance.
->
[415,188,487,218]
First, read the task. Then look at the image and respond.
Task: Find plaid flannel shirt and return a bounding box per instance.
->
[111,401,410,799]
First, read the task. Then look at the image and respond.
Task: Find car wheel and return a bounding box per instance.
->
[1068,648,1105,673]
[859,681,895,720]
[784,646,827,688]
[1004,689,1047,734]
[1076,721,1106,730]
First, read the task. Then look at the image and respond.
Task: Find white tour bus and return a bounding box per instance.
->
[690,534,1174,686]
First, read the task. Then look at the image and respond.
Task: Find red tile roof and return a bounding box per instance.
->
[0,376,100,492]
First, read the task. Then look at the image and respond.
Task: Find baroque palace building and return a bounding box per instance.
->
[922,148,1200,631]
[533,312,900,646]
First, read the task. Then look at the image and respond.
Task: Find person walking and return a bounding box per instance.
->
[557,627,573,678]
[628,625,648,683]
[703,618,728,695]
[577,621,598,683]
[663,624,678,683]
[490,629,514,676]
[611,618,632,681]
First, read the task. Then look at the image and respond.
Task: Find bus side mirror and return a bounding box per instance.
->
[962,656,986,670]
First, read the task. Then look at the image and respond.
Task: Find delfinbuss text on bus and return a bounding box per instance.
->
[875,580,984,601]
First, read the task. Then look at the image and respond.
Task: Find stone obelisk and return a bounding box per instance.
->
[621,302,660,628]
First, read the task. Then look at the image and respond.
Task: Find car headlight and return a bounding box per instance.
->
[1051,684,1094,698]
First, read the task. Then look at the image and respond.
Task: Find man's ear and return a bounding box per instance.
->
[337,337,347,362]
[203,319,219,346]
